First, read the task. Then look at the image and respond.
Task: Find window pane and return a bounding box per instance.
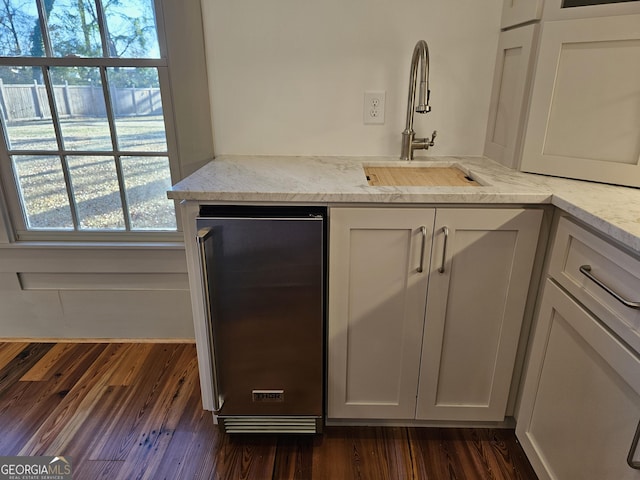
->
[67,155,125,230]
[0,66,58,150]
[103,0,160,58]
[121,156,176,230]
[12,155,73,229]
[107,67,167,151]
[47,0,102,57]
[0,0,44,57]
[50,66,112,151]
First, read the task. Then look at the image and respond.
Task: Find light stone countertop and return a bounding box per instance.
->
[169,155,640,255]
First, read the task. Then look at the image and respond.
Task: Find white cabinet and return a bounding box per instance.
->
[517,216,640,479]
[484,24,539,169]
[327,208,434,419]
[490,0,640,187]
[520,14,640,187]
[328,207,542,422]
[501,0,543,29]
[416,208,542,421]
[516,280,640,480]
[547,217,640,353]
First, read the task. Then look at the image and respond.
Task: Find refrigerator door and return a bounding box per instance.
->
[197,213,324,418]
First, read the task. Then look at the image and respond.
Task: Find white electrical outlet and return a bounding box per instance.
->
[364,91,385,125]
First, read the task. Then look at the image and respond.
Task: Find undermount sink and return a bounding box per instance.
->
[363,164,482,187]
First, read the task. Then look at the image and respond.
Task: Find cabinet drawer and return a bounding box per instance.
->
[548,216,640,352]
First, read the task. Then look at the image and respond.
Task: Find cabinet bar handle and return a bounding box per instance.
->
[579,265,640,309]
[417,226,427,273]
[629,419,640,469]
[197,227,224,412]
[438,226,449,274]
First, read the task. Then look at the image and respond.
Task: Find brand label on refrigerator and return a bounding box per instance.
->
[252,390,284,402]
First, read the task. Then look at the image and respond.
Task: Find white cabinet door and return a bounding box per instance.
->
[484,24,539,169]
[416,208,542,421]
[327,207,434,419]
[520,14,640,187]
[517,280,640,480]
[501,0,544,28]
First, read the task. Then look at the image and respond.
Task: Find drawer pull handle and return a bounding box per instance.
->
[438,226,449,274]
[417,226,427,273]
[579,265,640,310]
[629,419,640,469]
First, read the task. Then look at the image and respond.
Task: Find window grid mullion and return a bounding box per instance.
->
[7,149,169,157]
[94,0,111,58]
[58,154,81,230]
[0,58,167,68]
[99,66,132,231]
[112,154,132,231]
[34,0,54,57]
[42,65,80,230]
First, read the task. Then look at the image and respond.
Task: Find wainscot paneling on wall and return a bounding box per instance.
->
[0,245,194,340]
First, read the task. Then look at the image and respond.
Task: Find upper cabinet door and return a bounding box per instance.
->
[543,0,640,20]
[501,0,544,28]
[484,24,539,169]
[520,14,640,188]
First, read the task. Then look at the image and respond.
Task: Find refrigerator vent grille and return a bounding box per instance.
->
[220,416,321,434]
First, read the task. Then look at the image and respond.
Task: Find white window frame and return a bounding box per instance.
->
[0,0,182,242]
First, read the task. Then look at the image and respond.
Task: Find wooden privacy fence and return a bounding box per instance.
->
[0,79,162,121]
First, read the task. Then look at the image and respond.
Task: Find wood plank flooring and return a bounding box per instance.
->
[0,342,538,479]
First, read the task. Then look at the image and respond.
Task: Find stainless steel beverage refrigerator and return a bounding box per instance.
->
[196,206,325,433]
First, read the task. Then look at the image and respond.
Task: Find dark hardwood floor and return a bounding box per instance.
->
[0,342,538,479]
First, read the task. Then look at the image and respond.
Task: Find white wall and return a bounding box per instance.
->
[202,0,503,157]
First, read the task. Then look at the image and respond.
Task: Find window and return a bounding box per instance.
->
[0,0,178,239]
[562,0,638,6]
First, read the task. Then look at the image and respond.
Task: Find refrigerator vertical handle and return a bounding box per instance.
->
[629,418,640,469]
[197,227,224,412]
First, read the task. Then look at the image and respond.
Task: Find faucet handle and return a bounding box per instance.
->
[411,130,438,154]
[428,130,437,147]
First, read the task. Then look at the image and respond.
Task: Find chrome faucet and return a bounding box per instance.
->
[400,40,437,161]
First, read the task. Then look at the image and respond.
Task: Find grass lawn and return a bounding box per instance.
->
[5,116,176,231]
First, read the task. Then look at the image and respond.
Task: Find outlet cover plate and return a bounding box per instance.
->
[364,91,385,125]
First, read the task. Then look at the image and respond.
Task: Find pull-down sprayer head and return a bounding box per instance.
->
[415,41,431,114]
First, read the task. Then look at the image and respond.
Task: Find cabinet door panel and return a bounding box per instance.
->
[517,280,640,480]
[501,0,543,28]
[521,15,640,187]
[327,208,434,419]
[485,24,539,169]
[416,208,542,421]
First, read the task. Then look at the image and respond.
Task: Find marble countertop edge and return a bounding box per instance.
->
[169,155,640,255]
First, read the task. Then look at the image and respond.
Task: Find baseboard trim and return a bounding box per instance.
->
[325,417,517,429]
[0,337,196,344]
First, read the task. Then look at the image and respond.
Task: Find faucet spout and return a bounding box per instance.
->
[401,40,435,160]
